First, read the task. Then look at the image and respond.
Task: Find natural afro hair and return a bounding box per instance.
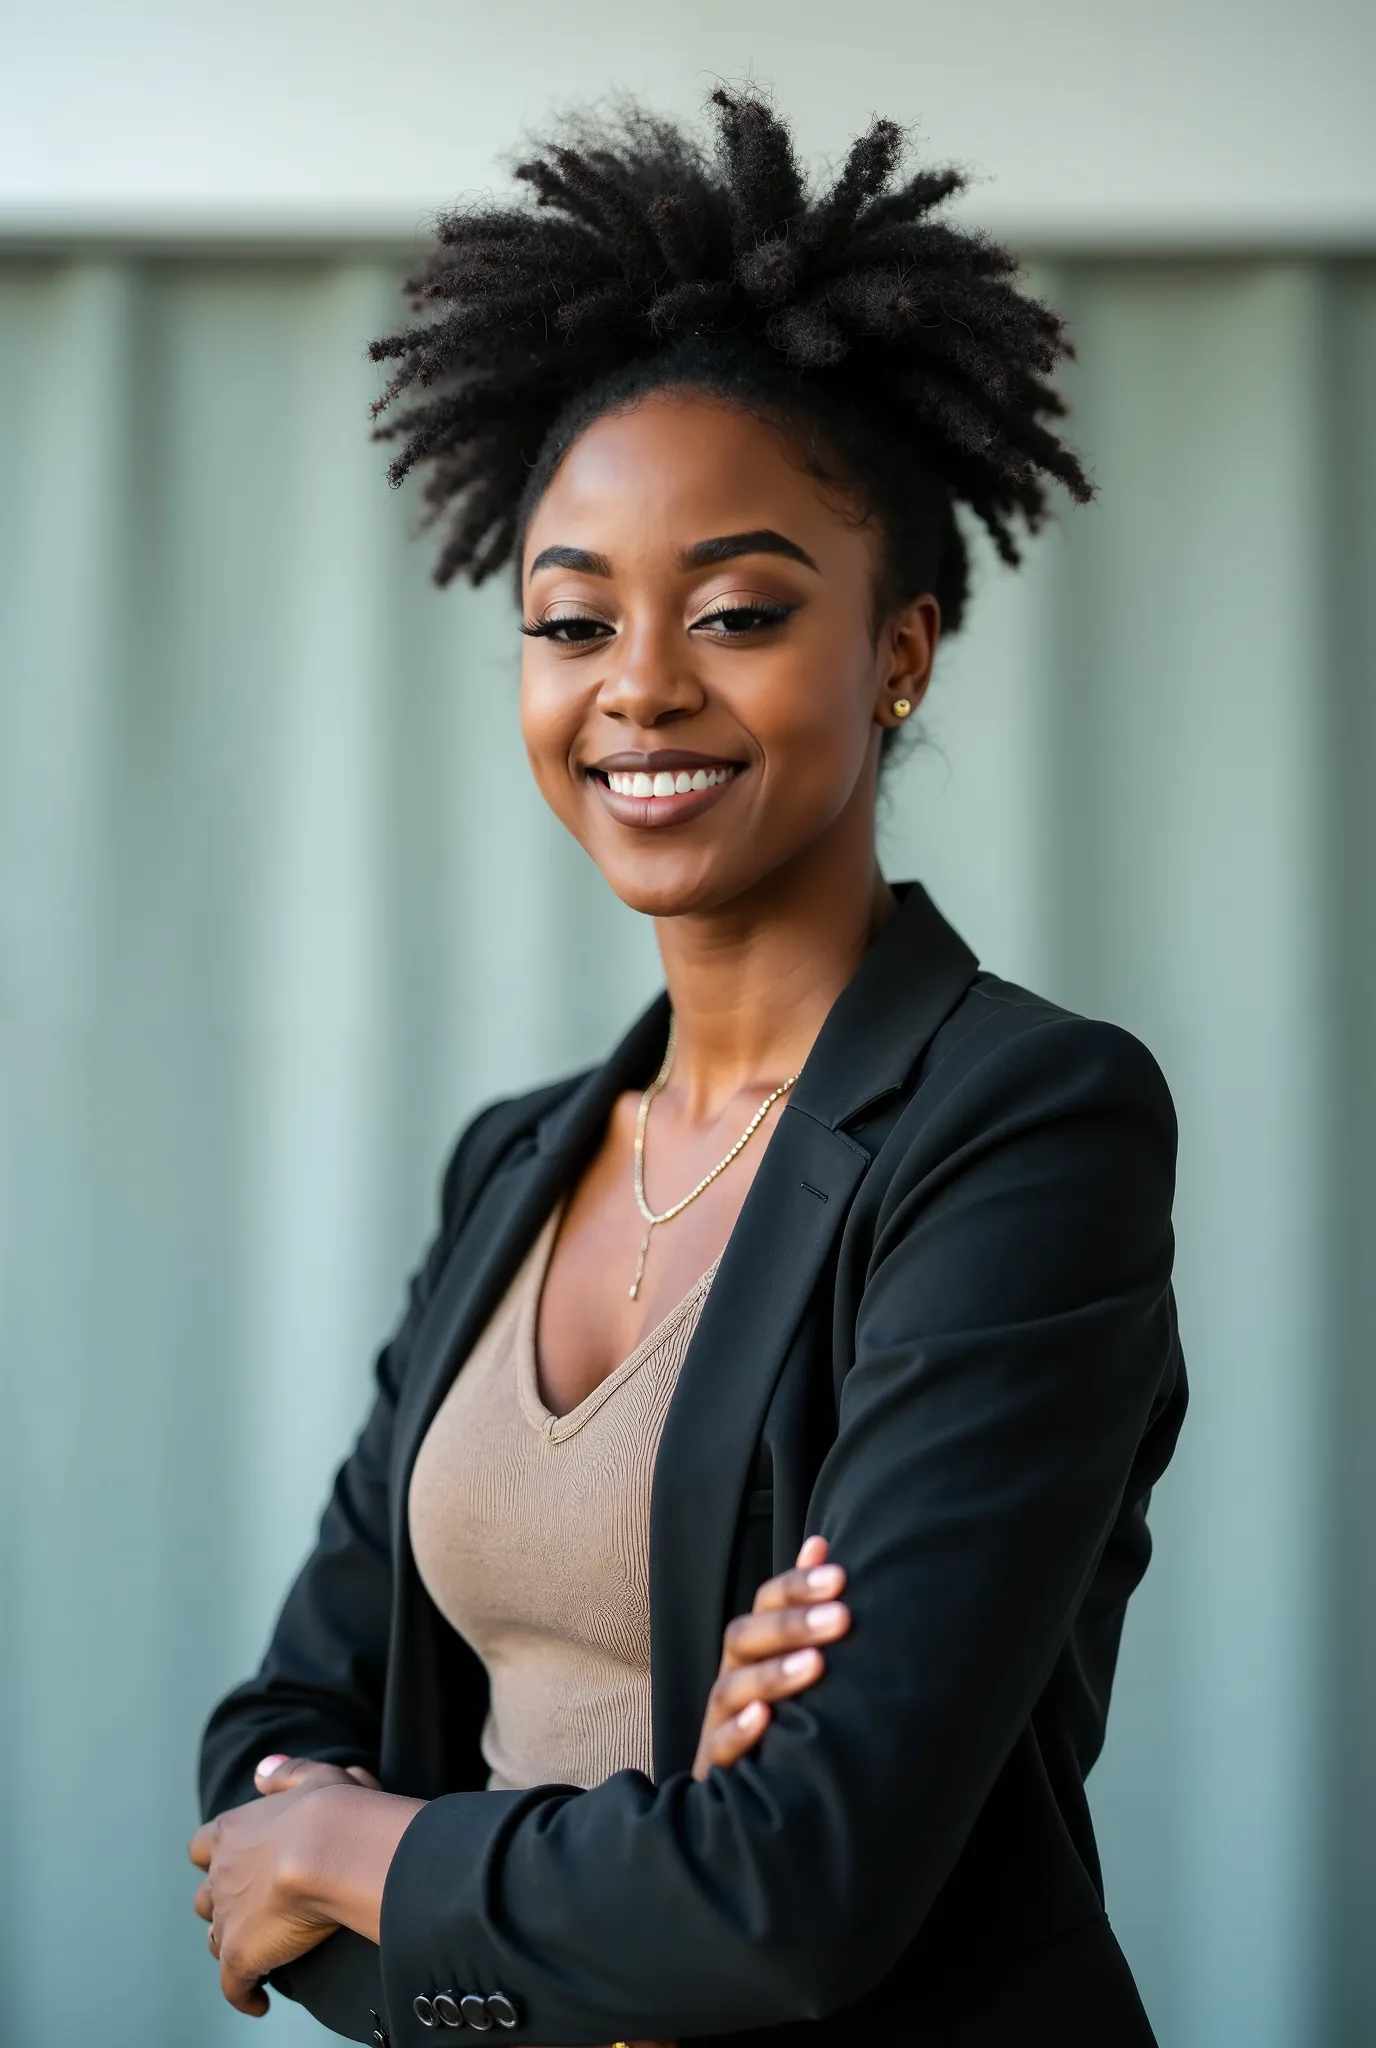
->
[369,87,1092,631]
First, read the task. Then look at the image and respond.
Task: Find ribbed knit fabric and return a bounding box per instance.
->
[408,1202,719,1791]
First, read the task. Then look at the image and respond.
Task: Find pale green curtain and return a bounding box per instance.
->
[1,252,1372,2047]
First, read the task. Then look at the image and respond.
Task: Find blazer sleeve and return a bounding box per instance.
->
[375,1015,1182,2044]
[196,1100,510,2041]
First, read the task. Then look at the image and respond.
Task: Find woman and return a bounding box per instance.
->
[193,89,1187,2046]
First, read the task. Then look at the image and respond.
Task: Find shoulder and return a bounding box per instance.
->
[899,972,1178,1169]
[437,1068,592,1232]
[854,977,1180,1308]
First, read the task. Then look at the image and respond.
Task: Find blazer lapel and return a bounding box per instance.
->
[649,884,980,1775]
[649,1106,869,1774]
[389,995,671,1559]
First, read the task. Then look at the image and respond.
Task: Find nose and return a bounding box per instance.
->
[595,616,705,728]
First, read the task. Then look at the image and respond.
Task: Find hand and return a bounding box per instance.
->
[692,1536,850,1779]
[190,1756,418,2017]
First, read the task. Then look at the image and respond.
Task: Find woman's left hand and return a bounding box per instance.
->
[190,1756,419,2017]
[692,1537,849,1779]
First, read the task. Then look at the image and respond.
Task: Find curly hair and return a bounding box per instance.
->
[369,87,1092,635]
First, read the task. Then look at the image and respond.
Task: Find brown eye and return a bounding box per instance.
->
[691,602,796,639]
[520,614,614,644]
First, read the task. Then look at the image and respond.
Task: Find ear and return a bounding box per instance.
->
[873,592,941,730]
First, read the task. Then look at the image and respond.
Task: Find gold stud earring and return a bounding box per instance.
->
[893,697,913,719]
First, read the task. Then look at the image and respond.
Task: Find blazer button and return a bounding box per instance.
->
[459,1992,493,2030]
[486,1991,520,2028]
[412,1993,438,2028]
[431,1991,463,2028]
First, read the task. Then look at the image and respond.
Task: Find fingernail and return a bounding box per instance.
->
[805,1566,843,1593]
[739,1700,767,1727]
[783,1649,818,1676]
[807,1602,846,1632]
[256,1754,288,1779]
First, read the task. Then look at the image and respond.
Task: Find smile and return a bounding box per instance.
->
[605,766,736,796]
[585,755,745,828]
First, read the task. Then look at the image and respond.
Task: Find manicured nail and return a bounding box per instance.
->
[256,1754,288,1779]
[783,1649,819,1677]
[807,1602,846,1633]
[805,1566,843,1593]
[739,1701,767,1728]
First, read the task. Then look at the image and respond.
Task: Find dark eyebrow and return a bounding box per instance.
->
[679,529,820,574]
[526,530,819,581]
[527,543,613,578]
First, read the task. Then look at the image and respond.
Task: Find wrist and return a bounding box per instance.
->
[283,1783,426,1946]
[278,1784,355,1922]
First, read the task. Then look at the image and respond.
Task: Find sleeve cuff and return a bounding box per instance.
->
[379,1787,591,2045]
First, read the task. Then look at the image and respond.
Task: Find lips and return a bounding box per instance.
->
[584,752,746,829]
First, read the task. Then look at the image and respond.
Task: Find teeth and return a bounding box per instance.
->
[603,766,736,797]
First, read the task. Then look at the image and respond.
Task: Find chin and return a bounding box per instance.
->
[601,874,725,920]
[593,852,753,921]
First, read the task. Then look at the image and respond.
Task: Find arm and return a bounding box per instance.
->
[366,1018,1179,2041]
[192,1547,852,2014]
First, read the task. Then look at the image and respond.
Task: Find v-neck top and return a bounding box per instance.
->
[407,1202,720,1791]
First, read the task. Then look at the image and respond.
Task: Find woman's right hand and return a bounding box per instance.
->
[248,1566,847,2048]
[692,1535,850,1779]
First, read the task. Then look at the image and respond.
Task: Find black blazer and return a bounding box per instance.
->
[200,883,1186,2047]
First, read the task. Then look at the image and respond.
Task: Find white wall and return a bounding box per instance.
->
[1,0,1374,244]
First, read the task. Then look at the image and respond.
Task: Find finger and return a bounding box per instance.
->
[706,1698,771,1770]
[345,1765,382,1790]
[193,1880,214,1923]
[254,1755,356,1795]
[255,1753,334,1793]
[752,1561,846,1616]
[220,1956,269,2018]
[189,1821,217,1870]
[795,1535,829,1572]
[722,1598,850,1667]
[712,1647,826,1720]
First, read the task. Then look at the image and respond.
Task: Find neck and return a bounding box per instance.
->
[652,805,895,1119]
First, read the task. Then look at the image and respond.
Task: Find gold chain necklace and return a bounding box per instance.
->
[629,1015,799,1300]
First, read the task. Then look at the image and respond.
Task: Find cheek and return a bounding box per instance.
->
[519,667,579,802]
[746,629,877,800]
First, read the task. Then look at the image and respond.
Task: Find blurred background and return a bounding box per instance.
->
[1,3,1373,2043]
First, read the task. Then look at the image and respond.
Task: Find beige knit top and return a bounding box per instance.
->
[408,1202,719,1792]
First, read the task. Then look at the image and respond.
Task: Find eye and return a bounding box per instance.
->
[520,613,614,645]
[691,600,796,639]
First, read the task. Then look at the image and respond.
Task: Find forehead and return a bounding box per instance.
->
[523,391,873,579]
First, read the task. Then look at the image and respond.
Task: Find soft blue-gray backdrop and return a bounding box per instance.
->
[1,251,1373,2048]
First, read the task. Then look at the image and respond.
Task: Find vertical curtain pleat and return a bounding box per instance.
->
[1,251,1371,2046]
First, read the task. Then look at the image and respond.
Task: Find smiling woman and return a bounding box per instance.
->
[517,397,939,934]
[195,86,1185,2048]
[528,522,817,828]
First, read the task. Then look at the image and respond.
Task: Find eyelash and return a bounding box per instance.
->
[520,600,796,644]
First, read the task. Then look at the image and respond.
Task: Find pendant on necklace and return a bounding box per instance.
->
[629,1225,653,1301]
